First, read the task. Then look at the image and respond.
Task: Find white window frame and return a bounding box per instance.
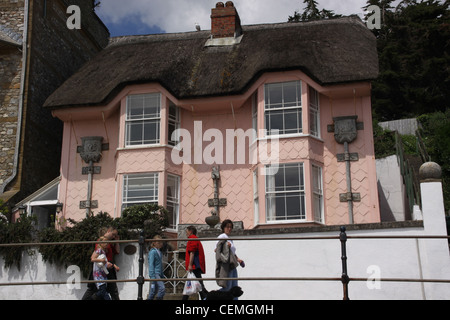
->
[252,92,258,143]
[312,164,324,223]
[122,173,159,210]
[166,174,180,230]
[168,101,180,147]
[309,86,321,138]
[125,93,161,146]
[264,81,302,136]
[265,163,306,222]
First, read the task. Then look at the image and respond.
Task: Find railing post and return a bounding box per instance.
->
[340,226,350,300]
[137,230,145,300]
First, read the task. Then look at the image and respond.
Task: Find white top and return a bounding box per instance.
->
[216,233,236,255]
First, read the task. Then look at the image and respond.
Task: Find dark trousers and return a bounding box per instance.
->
[97,284,111,300]
[182,268,207,300]
[81,268,120,300]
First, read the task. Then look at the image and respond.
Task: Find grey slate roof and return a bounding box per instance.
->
[0,25,23,47]
[44,16,379,109]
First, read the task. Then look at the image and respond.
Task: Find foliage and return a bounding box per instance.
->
[38,212,115,277]
[400,135,419,155]
[417,111,450,211]
[367,0,450,121]
[0,213,36,271]
[118,203,169,239]
[288,0,341,22]
[0,199,10,222]
[373,120,396,159]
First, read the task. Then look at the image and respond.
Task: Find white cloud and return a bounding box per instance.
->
[97,0,372,34]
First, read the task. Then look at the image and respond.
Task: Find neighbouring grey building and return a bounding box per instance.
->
[0,0,109,210]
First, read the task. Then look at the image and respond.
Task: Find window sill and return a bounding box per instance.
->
[255,220,325,228]
[117,144,172,152]
[258,133,324,143]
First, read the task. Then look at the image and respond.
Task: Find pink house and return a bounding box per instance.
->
[44,2,380,234]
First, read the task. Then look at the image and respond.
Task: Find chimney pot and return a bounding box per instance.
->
[216,2,225,8]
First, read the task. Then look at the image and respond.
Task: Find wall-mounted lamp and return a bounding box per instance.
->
[18,205,27,215]
[56,202,63,213]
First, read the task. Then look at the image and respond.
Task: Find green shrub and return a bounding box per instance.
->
[0,213,36,271]
[119,203,169,239]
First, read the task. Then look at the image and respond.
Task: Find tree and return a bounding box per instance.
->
[368,0,450,121]
[288,0,341,22]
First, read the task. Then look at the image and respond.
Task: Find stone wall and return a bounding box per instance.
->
[0,47,21,187]
[0,0,24,190]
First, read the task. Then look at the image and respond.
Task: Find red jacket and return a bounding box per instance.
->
[185,235,206,274]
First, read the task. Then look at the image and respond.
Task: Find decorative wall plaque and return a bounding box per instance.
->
[77,136,108,163]
[333,116,358,144]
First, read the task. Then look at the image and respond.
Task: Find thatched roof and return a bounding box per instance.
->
[44,16,378,109]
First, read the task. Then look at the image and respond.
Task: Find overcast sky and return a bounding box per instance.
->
[96,0,376,37]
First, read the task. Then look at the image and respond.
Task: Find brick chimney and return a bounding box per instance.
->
[211,1,242,39]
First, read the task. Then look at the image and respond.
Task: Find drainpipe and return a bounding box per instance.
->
[86,160,94,217]
[0,0,30,195]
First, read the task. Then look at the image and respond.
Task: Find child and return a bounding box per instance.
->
[147,235,166,300]
[91,236,111,300]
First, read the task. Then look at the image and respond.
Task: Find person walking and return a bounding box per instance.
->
[182,226,207,300]
[103,227,121,300]
[147,235,166,300]
[215,219,244,300]
[82,226,120,300]
[90,236,112,300]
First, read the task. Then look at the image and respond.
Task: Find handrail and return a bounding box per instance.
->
[0,234,448,248]
[2,276,450,287]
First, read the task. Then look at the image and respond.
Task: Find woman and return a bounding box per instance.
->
[182,226,207,300]
[215,219,244,299]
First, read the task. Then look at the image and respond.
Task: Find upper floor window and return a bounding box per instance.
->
[309,86,320,138]
[125,93,161,146]
[264,81,302,136]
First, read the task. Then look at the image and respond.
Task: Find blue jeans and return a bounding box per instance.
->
[148,280,165,300]
[220,268,238,300]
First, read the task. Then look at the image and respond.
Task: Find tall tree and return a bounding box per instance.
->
[367,0,450,121]
[288,0,341,22]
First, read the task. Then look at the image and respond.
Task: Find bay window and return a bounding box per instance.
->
[265,163,306,221]
[166,174,180,229]
[312,165,324,223]
[309,86,320,138]
[122,173,159,210]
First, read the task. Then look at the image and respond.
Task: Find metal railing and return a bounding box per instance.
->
[0,226,449,300]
